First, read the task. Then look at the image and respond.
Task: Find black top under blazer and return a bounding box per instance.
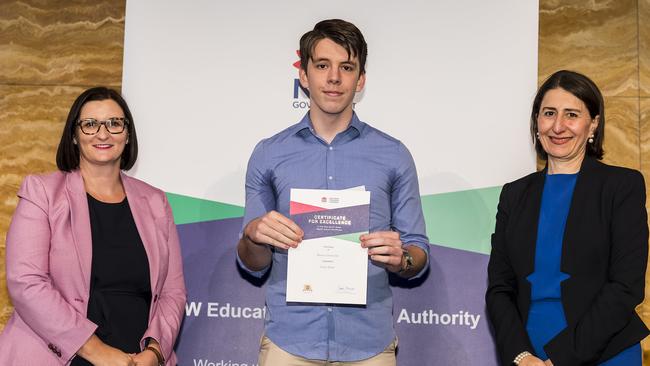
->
[486,157,649,366]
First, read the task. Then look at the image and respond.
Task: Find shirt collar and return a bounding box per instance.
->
[295,112,364,141]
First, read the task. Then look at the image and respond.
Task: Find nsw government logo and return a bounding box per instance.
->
[292,50,310,109]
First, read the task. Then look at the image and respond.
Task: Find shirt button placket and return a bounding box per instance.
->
[327,305,336,361]
[326,145,335,189]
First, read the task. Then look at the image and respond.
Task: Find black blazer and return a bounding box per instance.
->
[486,157,649,366]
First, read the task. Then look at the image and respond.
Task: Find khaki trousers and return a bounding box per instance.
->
[258,336,397,366]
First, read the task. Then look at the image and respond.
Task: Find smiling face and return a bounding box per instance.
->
[299,38,366,122]
[76,99,128,171]
[536,87,599,169]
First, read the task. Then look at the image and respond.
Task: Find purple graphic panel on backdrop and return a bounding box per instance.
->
[175,217,264,366]
[174,218,499,366]
[392,245,499,365]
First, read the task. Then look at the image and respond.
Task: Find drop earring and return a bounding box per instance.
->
[588,135,594,144]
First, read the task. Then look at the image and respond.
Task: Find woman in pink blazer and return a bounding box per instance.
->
[0,87,186,365]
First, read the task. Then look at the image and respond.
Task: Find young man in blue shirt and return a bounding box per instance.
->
[237,19,430,365]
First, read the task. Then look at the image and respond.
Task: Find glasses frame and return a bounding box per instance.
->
[76,117,129,135]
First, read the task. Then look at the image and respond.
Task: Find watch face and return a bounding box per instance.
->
[405,252,414,269]
[400,249,414,272]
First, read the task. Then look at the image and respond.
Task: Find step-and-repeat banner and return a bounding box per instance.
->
[122,1,539,365]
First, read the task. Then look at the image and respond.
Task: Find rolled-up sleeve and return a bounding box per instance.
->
[236,140,275,277]
[391,142,430,279]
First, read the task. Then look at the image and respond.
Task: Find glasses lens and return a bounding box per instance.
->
[79,119,98,134]
[106,118,126,133]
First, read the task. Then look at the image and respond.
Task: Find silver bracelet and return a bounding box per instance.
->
[513,351,532,365]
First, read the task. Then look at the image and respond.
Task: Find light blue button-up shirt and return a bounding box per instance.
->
[237,112,429,361]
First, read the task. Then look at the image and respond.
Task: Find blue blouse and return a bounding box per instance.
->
[525,173,640,365]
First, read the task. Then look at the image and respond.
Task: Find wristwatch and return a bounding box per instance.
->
[398,248,414,274]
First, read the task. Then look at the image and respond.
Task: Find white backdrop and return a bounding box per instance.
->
[122,0,538,205]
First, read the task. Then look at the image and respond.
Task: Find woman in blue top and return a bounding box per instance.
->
[486,70,649,366]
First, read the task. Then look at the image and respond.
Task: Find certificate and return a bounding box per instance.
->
[286,188,370,305]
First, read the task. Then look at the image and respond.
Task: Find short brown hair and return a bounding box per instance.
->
[299,19,368,75]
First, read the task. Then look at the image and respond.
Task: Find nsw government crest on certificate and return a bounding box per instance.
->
[286,188,370,305]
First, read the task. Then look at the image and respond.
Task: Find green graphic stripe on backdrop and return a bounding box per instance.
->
[421,186,501,255]
[166,186,502,255]
[166,192,244,225]
[331,231,366,243]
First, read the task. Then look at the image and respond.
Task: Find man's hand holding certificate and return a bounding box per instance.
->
[286,188,371,305]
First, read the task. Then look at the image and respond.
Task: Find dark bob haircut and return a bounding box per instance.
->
[530,70,605,160]
[56,86,138,171]
[299,19,368,75]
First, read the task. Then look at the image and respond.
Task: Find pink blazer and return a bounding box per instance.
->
[0,170,186,365]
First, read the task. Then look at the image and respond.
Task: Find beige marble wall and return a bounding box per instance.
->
[0,0,125,330]
[641,0,650,98]
[539,0,639,97]
[539,0,650,362]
